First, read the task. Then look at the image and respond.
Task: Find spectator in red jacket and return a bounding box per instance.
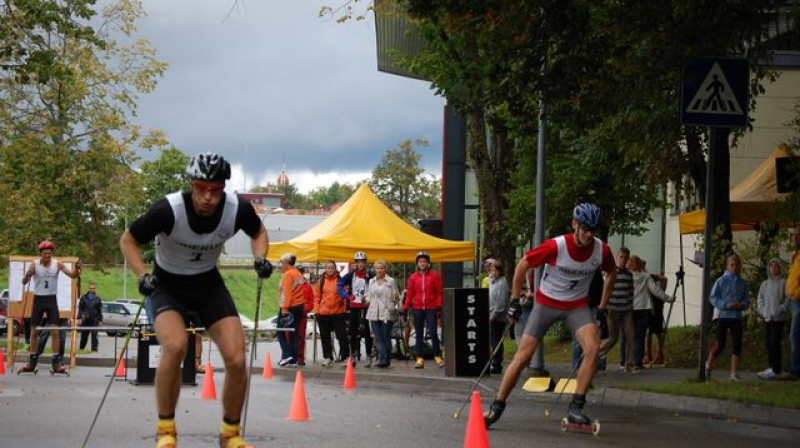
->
[403,251,444,369]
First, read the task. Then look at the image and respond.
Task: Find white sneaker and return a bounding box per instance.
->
[757,368,776,380]
[278,357,294,367]
[321,358,333,367]
[730,372,741,381]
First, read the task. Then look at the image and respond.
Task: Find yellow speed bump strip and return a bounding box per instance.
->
[522,377,554,393]
[553,378,577,394]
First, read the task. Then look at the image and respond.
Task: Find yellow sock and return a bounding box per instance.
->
[157,418,176,434]
[220,421,240,436]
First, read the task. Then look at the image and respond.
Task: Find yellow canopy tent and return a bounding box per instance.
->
[268,183,475,262]
[679,145,792,234]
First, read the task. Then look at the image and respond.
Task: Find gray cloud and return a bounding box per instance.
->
[132,1,445,184]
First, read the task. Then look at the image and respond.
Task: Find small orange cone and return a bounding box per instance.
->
[114,352,127,377]
[262,353,274,379]
[0,348,6,375]
[201,365,217,399]
[342,357,357,389]
[287,371,310,421]
[463,391,490,448]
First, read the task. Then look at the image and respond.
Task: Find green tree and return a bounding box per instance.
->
[138,147,189,211]
[0,0,168,263]
[0,0,103,84]
[393,0,778,273]
[306,181,356,209]
[369,138,440,222]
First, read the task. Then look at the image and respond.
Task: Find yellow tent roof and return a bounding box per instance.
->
[679,145,791,234]
[268,183,475,262]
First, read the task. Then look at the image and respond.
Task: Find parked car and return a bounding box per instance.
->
[101,302,148,336]
[115,300,149,325]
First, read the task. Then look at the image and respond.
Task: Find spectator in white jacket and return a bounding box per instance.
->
[629,256,674,369]
[757,258,788,380]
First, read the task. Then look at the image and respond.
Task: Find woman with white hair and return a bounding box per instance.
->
[365,260,400,368]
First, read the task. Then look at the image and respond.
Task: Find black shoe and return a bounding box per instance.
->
[567,395,590,425]
[483,399,506,428]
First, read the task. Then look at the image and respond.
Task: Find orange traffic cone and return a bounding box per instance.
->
[201,365,217,399]
[262,353,274,379]
[463,391,490,448]
[114,352,127,377]
[287,371,310,421]
[343,357,357,389]
[0,348,6,375]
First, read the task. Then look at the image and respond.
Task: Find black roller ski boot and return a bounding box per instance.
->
[561,394,600,435]
[18,354,39,375]
[50,355,69,376]
[483,398,506,428]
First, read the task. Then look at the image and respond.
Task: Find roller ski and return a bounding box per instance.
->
[560,394,600,435]
[17,363,39,375]
[17,353,39,375]
[51,364,70,376]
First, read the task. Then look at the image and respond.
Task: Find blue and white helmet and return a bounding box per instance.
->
[186,152,231,182]
[573,203,602,230]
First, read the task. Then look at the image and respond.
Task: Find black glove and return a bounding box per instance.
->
[254,258,273,278]
[138,273,159,296]
[508,297,522,320]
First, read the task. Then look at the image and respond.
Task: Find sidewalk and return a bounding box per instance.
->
[21,333,800,430]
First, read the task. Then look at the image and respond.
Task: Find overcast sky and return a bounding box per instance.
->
[131,1,445,193]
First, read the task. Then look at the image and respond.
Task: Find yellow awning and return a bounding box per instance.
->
[268,184,475,263]
[678,145,792,234]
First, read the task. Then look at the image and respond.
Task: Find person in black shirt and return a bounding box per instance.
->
[120,152,272,448]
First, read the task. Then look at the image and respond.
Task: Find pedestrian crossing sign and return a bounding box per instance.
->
[681,58,749,127]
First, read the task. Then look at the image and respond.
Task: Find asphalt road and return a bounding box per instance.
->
[1,365,798,448]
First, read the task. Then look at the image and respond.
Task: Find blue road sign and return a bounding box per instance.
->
[681,58,749,127]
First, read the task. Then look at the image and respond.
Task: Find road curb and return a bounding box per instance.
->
[596,387,800,430]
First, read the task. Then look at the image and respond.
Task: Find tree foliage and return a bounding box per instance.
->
[306,181,356,209]
[369,138,441,223]
[394,0,782,274]
[0,0,168,263]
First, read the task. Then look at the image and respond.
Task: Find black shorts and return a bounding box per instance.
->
[149,273,238,330]
[649,300,665,334]
[31,295,59,329]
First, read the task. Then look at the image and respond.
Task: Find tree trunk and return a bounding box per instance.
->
[465,109,517,281]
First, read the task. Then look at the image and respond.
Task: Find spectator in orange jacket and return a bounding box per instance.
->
[277,253,307,367]
[315,260,350,366]
[404,251,444,369]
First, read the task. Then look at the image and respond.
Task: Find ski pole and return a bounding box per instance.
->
[82,297,146,448]
[544,351,585,418]
[242,276,264,437]
[453,319,514,419]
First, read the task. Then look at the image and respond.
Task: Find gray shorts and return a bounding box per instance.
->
[523,302,595,338]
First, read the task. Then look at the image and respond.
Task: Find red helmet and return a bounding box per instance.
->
[38,240,55,251]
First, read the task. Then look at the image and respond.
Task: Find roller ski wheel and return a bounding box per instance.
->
[560,417,600,435]
[17,365,39,375]
[50,365,70,376]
